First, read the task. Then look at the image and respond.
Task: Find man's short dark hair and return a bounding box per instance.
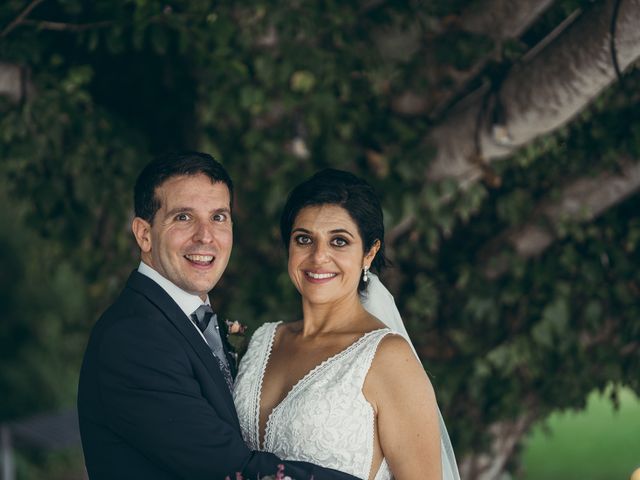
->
[134,151,234,224]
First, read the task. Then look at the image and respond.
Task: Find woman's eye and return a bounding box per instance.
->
[331,237,348,247]
[294,235,312,245]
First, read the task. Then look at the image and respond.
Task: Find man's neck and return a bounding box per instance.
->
[137,261,210,318]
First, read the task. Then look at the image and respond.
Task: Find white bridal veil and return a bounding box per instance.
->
[361,273,461,480]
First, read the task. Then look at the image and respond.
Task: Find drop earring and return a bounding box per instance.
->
[362,265,370,283]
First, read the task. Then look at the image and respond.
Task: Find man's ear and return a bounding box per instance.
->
[364,239,381,266]
[132,217,152,253]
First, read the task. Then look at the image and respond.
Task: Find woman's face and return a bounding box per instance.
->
[288,204,378,306]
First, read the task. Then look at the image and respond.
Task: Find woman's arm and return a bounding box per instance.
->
[364,334,442,480]
[95,313,360,480]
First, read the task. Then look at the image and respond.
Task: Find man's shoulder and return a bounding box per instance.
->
[92,272,174,336]
[100,274,150,316]
[88,287,185,364]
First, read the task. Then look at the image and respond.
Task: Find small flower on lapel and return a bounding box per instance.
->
[225,319,247,335]
[223,319,248,358]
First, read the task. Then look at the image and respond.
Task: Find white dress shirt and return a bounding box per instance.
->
[137,261,211,344]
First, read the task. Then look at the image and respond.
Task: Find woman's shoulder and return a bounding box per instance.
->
[367,333,431,385]
[364,333,436,411]
[374,332,416,361]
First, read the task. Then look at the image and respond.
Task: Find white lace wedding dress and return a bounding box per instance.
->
[233,321,394,480]
[233,274,460,480]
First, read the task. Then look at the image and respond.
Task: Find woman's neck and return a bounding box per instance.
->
[299,292,368,337]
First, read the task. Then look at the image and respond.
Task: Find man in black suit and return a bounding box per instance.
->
[77,152,358,480]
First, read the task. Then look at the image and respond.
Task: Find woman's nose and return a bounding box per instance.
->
[311,242,330,263]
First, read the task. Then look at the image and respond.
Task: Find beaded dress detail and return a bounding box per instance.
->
[233,322,393,480]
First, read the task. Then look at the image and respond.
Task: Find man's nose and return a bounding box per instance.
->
[193,221,215,243]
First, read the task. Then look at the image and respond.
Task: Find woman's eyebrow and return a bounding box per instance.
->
[329,229,354,238]
[292,227,354,238]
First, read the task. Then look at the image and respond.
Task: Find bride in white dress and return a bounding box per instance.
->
[234,169,460,480]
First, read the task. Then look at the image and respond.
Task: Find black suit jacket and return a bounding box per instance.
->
[78,271,359,480]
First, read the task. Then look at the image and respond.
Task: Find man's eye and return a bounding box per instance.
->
[213,213,228,222]
[176,213,190,221]
[331,237,348,247]
[294,235,312,245]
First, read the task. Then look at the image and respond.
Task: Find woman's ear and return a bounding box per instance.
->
[364,239,381,267]
[132,217,152,253]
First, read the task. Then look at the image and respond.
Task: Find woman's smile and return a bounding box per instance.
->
[304,270,339,283]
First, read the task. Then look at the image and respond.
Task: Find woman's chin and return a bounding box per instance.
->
[301,286,359,307]
[301,287,341,305]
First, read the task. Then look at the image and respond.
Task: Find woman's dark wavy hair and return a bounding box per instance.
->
[134,151,233,224]
[280,168,388,292]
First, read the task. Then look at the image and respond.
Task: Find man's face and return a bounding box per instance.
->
[132,174,233,300]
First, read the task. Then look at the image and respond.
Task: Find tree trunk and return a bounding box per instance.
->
[458,411,538,480]
[0,62,31,103]
[427,0,640,185]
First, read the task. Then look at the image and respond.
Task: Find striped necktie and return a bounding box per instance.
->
[191,305,233,391]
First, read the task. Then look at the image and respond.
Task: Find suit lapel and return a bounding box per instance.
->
[126,271,239,420]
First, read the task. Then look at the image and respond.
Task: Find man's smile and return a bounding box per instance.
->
[184,253,215,266]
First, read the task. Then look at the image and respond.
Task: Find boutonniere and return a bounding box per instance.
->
[225,319,247,335]
[222,319,249,358]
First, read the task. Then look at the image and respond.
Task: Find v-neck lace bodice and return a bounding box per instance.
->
[233,322,394,480]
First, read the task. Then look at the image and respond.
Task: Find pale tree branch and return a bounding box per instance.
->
[390,0,558,117]
[482,161,640,278]
[385,214,416,248]
[1,5,178,36]
[429,2,576,120]
[388,0,640,262]
[1,0,46,38]
[427,0,640,184]
[19,18,113,32]
[458,0,556,40]
[386,0,562,248]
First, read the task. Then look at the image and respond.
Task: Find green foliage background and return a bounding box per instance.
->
[1,0,638,477]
